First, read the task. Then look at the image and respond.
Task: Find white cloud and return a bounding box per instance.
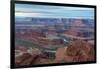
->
[61,6,94,11]
[15,12,42,17]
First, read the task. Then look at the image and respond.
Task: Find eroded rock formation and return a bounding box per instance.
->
[55,40,95,63]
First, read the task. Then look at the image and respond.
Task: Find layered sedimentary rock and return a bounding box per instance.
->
[55,40,95,63]
[15,40,95,67]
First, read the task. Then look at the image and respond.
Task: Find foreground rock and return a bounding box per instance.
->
[15,40,95,67]
[55,40,95,63]
[15,52,55,67]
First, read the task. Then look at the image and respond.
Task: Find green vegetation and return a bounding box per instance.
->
[15,38,59,52]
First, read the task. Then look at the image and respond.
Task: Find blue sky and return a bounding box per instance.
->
[15,4,94,19]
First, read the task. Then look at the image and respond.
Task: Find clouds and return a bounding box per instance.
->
[15,4,94,19]
[15,12,42,17]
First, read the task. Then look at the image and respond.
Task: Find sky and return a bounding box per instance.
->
[15,3,94,19]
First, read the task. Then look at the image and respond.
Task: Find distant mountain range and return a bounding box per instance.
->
[15,17,94,27]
